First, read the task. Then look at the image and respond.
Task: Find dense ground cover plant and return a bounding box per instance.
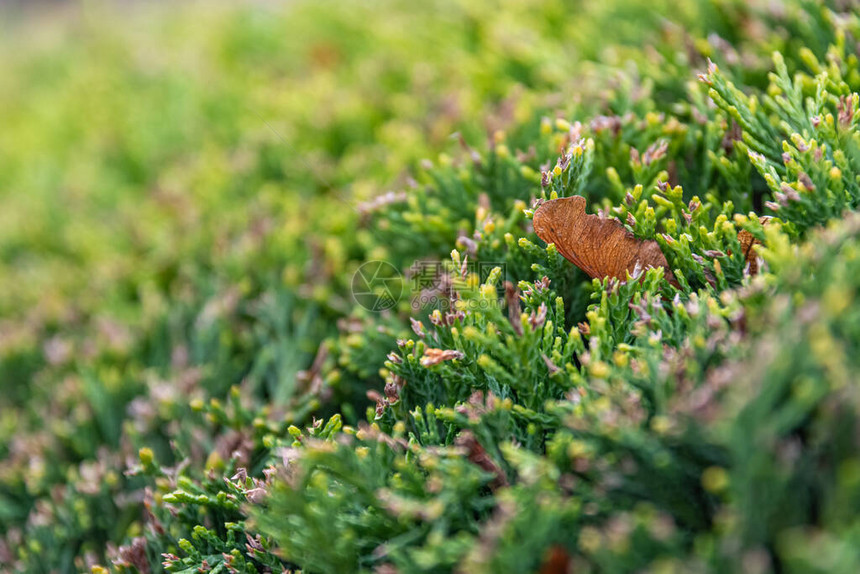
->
[1,0,859,572]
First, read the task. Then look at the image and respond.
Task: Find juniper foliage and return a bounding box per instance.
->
[1,1,859,573]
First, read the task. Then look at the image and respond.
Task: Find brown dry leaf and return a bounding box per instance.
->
[533,196,679,287]
[736,216,772,275]
[454,431,508,489]
[538,545,572,574]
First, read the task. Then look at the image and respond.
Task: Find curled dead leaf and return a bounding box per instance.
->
[736,216,772,275]
[539,545,572,574]
[533,196,679,287]
[455,430,508,489]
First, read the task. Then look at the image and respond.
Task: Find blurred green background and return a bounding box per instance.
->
[0,0,710,434]
[0,0,626,564]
